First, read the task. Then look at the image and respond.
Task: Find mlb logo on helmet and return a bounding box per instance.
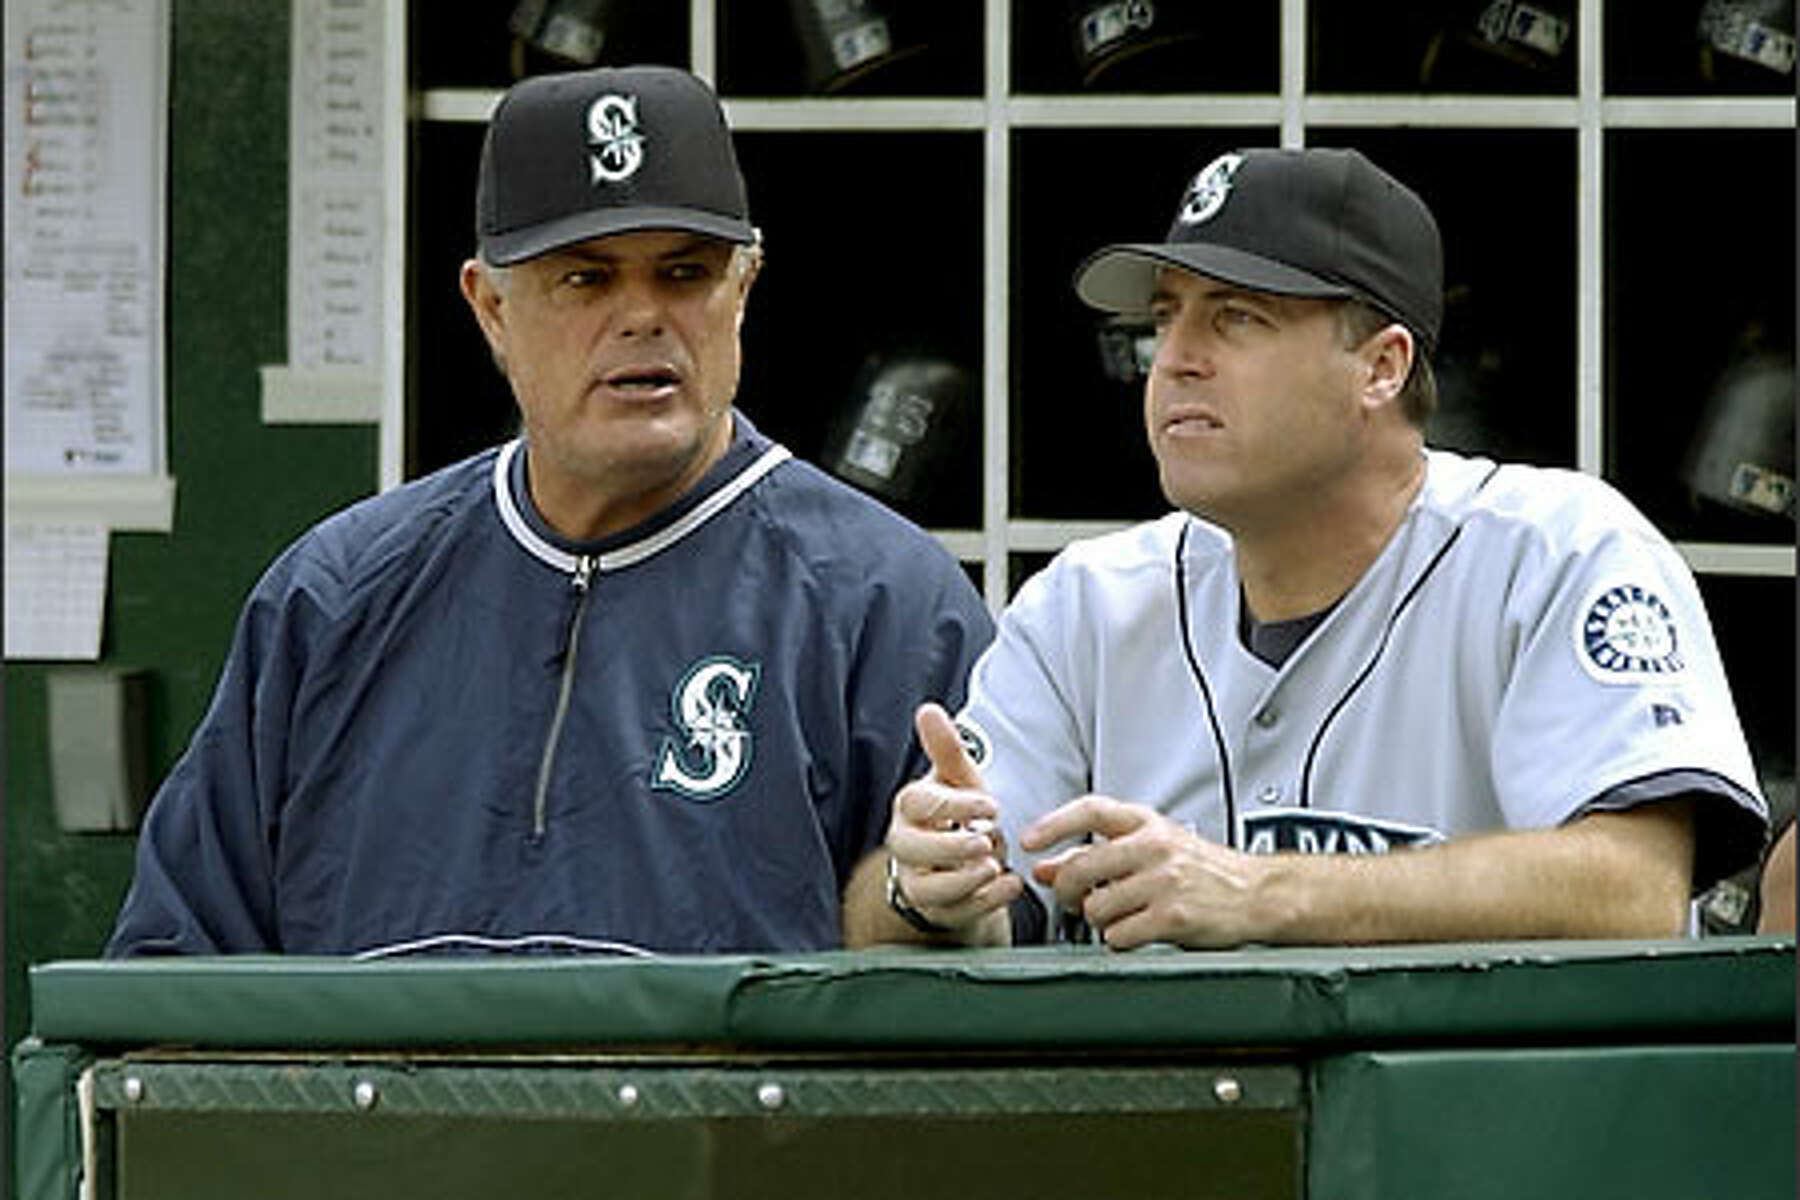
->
[1064,0,1207,87]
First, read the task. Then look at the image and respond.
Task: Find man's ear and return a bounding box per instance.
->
[739,246,763,295]
[733,247,762,330]
[1360,323,1414,412]
[459,259,508,372]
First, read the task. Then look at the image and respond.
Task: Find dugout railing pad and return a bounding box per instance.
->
[14,938,1796,1199]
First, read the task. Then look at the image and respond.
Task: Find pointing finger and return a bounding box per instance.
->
[916,702,984,790]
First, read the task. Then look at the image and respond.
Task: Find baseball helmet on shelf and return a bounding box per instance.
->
[784,0,930,93]
[506,0,681,76]
[1680,335,1796,525]
[822,349,975,525]
[1419,0,1575,87]
[1065,0,1208,87]
[1696,0,1798,83]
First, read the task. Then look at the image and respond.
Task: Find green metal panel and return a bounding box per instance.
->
[110,1109,1304,1200]
[92,1060,1304,1200]
[87,1059,1301,1120]
[11,1038,92,1200]
[1309,1043,1798,1200]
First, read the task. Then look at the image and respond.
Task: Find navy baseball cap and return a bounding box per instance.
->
[476,65,754,265]
[1074,147,1444,350]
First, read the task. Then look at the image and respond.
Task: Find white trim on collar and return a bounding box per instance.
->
[491,438,792,576]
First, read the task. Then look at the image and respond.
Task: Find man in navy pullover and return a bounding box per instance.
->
[107,65,993,957]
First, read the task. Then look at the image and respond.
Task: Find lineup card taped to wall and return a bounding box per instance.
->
[2,0,168,477]
[3,0,168,658]
[287,0,385,375]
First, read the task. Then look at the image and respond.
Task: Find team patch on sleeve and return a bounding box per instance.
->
[1574,580,1686,684]
[951,713,992,769]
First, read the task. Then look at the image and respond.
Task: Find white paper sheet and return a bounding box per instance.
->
[288,0,387,373]
[3,520,108,660]
[3,0,168,477]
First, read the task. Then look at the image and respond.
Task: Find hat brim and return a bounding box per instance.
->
[482,205,755,266]
[1073,243,1353,314]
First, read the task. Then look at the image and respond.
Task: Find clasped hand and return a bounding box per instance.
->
[887,704,1271,948]
[885,704,1019,944]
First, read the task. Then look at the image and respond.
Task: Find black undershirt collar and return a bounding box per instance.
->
[1238,593,1333,668]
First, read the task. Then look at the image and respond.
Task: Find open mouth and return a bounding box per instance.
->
[603,364,681,393]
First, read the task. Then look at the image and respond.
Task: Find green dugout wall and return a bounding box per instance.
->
[14,939,1796,1199]
[2,0,377,1172]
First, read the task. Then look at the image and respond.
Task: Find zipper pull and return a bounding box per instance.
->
[572,553,595,593]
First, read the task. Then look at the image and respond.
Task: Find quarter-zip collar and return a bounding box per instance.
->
[492,412,792,577]
[502,414,791,842]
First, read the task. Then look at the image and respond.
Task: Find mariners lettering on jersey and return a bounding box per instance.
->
[1576,580,1684,684]
[586,93,645,184]
[1242,809,1444,856]
[652,655,760,801]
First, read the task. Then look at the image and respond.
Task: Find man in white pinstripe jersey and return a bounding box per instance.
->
[848,146,1769,950]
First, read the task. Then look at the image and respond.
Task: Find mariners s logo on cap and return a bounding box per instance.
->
[1178,153,1243,226]
[586,93,645,184]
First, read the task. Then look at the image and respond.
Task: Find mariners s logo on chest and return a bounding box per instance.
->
[652,655,760,800]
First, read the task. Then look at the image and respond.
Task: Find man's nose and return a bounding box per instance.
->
[612,276,667,337]
[1153,319,1214,377]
